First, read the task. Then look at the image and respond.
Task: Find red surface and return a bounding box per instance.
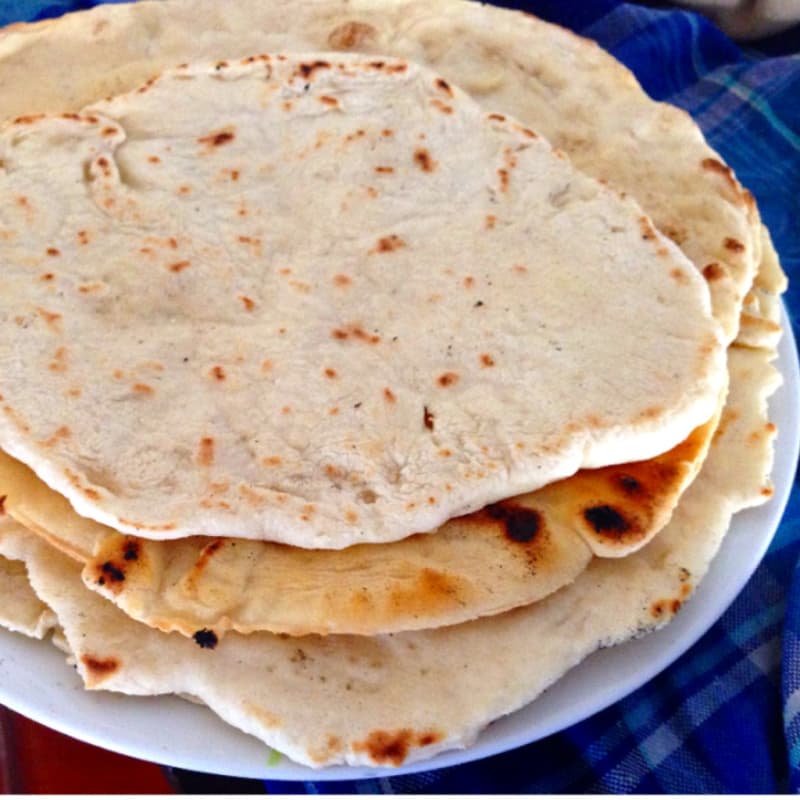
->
[0,706,175,794]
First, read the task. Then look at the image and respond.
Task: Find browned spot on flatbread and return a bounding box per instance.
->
[210,365,226,382]
[724,237,745,253]
[423,405,435,431]
[437,371,459,388]
[371,234,406,254]
[327,21,377,50]
[331,323,381,344]
[413,148,436,173]
[197,436,215,466]
[80,654,120,681]
[703,262,725,281]
[39,425,71,448]
[309,734,343,764]
[36,306,62,332]
[169,260,191,273]
[383,387,396,403]
[639,216,658,241]
[297,60,331,79]
[431,98,453,114]
[0,495,6,514]
[701,157,742,197]
[353,729,443,766]
[670,268,689,285]
[198,128,235,151]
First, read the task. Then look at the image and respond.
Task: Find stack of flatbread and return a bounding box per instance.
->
[0,0,788,770]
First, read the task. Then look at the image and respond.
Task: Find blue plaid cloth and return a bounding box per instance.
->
[3,0,799,793]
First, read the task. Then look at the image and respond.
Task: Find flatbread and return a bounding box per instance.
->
[0,412,717,636]
[0,53,724,549]
[0,342,780,768]
[0,0,760,345]
[0,545,56,638]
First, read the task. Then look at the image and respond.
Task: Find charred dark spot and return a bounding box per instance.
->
[423,406,434,431]
[584,505,630,535]
[123,539,140,561]
[193,628,218,649]
[100,561,125,582]
[486,503,541,543]
[616,474,642,495]
[0,495,5,514]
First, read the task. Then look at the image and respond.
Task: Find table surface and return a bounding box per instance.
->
[0,706,175,794]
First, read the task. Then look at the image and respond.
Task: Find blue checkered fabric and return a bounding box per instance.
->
[2,0,798,792]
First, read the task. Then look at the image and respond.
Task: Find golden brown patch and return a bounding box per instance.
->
[40,272,55,282]
[80,654,120,682]
[374,165,395,174]
[197,436,215,466]
[437,371,459,388]
[324,367,338,379]
[724,237,745,253]
[371,234,406,254]
[319,95,339,107]
[46,247,60,257]
[480,353,495,367]
[132,383,154,396]
[147,156,161,165]
[485,214,497,230]
[345,509,359,524]
[487,113,506,122]
[344,128,366,143]
[413,148,436,173]
[353,729,443,766]
[383,387,396,403]
[328,21,377,49]
[262,455,282,467]
[239,295,256,311]
[198,128,236,150]
[761,486,775,498]
[169,260,191,273]
[210,365,226,382]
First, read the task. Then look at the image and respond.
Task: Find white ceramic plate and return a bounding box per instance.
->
[1,308,798,782]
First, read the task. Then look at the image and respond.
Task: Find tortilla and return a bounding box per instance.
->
[0,53,724,549]
[0,342,780,768]
[0,411,717,636]
[0,548,56,638]
[0,0,760,345]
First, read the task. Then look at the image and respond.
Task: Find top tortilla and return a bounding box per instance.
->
[0,53,724,547]
[0,0,761,345]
